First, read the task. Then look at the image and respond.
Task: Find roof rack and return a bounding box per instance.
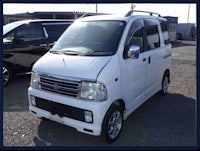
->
[80,13,89,18]
[125,10,161,17]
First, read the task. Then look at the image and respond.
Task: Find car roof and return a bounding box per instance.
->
[3,19,74,35]
[78,15,130,22]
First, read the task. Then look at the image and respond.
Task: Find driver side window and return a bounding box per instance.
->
[126,19,144,53]
[3,23,45,44]
[15,23,45,40]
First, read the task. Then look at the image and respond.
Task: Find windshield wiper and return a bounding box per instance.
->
[49,50,63,54]
[50,49,80,55]
[62,50,81,56]
[50,48,113,56]
[84,50,113,56]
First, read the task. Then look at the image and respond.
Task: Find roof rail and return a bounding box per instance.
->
[125,10,161,17]
[80,13,89,18]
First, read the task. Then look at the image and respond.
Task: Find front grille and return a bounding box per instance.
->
[39,75,81,97]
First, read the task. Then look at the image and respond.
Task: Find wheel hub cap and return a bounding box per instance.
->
[3,67,9,85]
[108,111,122,139]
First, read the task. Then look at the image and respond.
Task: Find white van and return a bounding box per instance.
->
[28,10,171,143]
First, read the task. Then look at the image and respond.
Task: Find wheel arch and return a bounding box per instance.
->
[101,99,125,143]
[3,61,15,75]
[112,99,126,112]
[102,99,126,128]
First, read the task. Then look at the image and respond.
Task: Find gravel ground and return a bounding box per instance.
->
[2,40,197,148]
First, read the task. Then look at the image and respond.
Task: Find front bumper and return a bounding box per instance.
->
[28,87,111,136]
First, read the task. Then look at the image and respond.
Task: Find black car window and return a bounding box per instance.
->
[43,23,71,40]
[15,23,45,40]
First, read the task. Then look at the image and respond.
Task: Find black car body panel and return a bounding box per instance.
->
[3,19,73,85]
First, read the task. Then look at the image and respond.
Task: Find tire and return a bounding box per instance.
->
[161,73,169,95]
[177,33,182,40]
[3,64,12,86]
[101,104,123,144]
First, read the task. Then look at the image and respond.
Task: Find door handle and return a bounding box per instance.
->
[40,44,47,47]
[143,58,146,62]
[148,56,151,64]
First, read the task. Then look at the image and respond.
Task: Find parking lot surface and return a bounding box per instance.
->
[2,40,197,148]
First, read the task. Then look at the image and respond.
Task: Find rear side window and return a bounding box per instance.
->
[43,23,71,40]
[144,19,160,50]
[160,21,170,45]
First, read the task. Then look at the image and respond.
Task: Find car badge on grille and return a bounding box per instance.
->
[53,83,59,90]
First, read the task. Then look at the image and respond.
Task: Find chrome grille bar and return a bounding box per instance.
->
[39,75,81,97]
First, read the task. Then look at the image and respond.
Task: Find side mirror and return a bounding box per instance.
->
[127,45,140,59]
[14,33,25,43]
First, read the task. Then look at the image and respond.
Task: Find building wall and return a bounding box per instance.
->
[163,16,178,42]
[3,11,105,25]
[4,15,34,24]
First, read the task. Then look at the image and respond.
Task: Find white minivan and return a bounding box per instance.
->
[28,10,171,143]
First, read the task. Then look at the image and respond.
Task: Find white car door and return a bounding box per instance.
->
[120,19,147,110]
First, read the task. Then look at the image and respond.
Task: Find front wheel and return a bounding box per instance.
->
[101,105,123,144]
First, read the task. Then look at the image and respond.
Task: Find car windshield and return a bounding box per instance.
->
[51,20,126,56]
[3,20,30,35]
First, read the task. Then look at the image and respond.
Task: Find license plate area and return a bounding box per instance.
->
[34,97,92,123]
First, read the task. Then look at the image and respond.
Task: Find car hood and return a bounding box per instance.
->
[33,52,112,80]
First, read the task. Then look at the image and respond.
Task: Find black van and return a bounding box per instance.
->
[3,19,73,86]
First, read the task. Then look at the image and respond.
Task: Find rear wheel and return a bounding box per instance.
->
[3,64,12,86]
[161,73,169,95]
[101,104,123,144]
[177,33,182,40]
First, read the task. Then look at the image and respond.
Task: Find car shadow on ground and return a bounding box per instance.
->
[3,73,31,112]
[34,93,196,147]
[171,41,196,48]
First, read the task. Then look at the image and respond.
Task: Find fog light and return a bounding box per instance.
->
[84,111,93,123]
[30,96,36,106]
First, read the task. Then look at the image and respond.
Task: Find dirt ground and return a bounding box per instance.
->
[3,40,197,148]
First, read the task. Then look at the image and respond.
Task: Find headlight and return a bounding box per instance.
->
[30,72,40,89]
[80,81,107,102]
